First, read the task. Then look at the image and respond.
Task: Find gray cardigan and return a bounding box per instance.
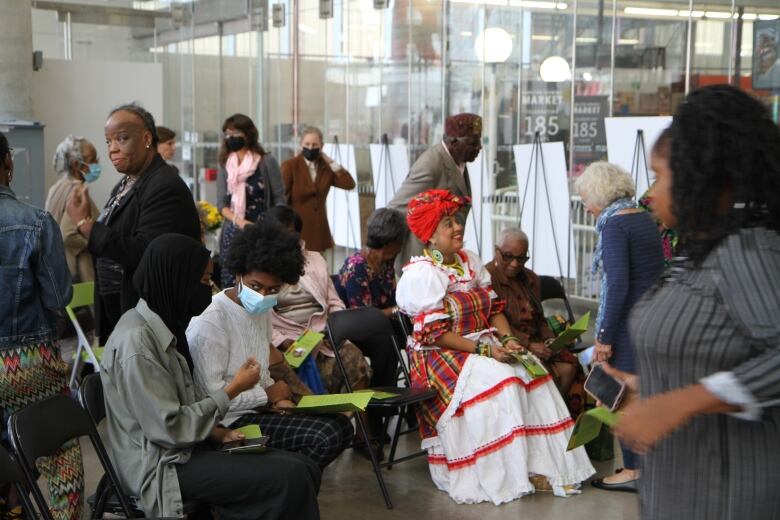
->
[217,153,284,214]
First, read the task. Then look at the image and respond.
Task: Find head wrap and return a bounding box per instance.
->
[406,189,470,244]
[52,135,87,177]
[133,233,211,370]
[444,113,482,138]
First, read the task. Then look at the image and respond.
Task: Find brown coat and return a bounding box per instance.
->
[281,155,356,252]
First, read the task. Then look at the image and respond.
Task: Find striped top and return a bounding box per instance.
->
[629,227,780,519]
[597,212,664,372]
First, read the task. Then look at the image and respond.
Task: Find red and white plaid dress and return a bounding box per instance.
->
[397,249,594,505]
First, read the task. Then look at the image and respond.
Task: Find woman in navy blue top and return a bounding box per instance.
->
[575,161,664,492]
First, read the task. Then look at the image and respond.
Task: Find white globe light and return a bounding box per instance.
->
[474,28,514,63]
[539,56,571,82]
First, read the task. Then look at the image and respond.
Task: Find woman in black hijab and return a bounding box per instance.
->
[100,233,321,520]
[132,233,212,368]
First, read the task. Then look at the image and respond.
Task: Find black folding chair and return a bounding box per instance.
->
[539,275,586,351]
[0,444,40,519]
[326,307,437,509]
[79,374,199,519]
[9,394,137,520]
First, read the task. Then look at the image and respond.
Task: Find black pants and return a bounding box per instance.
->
[176,447,321,520]
[351,329,399,388]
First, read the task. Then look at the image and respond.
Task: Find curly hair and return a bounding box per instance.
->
[224,220,305,284]
[219,113,266,166]
[668,85,780,262]
[575,161,635,209]
[109,102,159,146]
[366,208,407,249]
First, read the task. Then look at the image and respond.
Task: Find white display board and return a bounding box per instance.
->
[604,116,672,197]
[463,152,495,263]
[513,141,576,279]
[324,143,361,250]
[369,143,409,210]
[31,58,163,208]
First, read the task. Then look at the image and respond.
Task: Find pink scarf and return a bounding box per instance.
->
[226,151,261,221]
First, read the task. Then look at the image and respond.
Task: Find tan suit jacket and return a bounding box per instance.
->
[388,142,472,265]
[281,155,356,252]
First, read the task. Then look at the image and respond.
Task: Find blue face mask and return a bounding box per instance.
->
[81,162,102,183]
[238,279,278,315]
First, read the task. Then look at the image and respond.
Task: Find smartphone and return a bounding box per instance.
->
[584,364,626,412]
[219,435,270,454]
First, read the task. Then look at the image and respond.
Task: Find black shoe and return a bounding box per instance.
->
[354,439,386,462]
[591,478,638,493]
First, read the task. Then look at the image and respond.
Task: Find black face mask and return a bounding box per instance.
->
[226,136,246,152]
[302,147,320,162]
[188,283,213,318]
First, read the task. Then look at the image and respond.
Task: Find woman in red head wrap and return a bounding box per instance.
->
[396,189,594,505]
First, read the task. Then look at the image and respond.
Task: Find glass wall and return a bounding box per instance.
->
[31,0,780,287]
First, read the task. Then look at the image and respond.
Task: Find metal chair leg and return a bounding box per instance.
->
[386,407,405,471]
[355,411,393,509]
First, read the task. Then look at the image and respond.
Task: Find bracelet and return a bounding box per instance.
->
[475,341,492,358]
[500,335,521,346]
[544,338,555,347]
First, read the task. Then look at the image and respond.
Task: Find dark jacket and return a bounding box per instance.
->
[0,184,72,349]
[89,155,201,323]
[216,153,284,219]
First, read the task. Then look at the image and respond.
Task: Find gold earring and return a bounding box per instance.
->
[146,144,151,149]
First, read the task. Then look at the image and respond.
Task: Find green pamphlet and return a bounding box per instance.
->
[507,351,549,378]
[566,406,619,451]
[284,329,324,368]
[234,424,263,439]
[356,389,398,400]
[548,312,590,352]
[292,392,375,413]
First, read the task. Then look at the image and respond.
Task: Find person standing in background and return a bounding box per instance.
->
[0,131,85,520]
[281,126,356,255]
[388,113,482,266]
[66,103,201,345]
[156,126,177,163]
[217,113,283,288]
[574,161,664,492]
[46,135,101,283]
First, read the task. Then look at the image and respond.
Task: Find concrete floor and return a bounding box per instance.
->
[74,430,638,520]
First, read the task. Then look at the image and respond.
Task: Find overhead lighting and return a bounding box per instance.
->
[576,36,597,42]
[677,10,704,18]
[624,7,678,16]
[475,27,514,63]
[742,13,757,20]
[556,3,568,9]
[618,38,640,45]
[758,14,780,20]
[532,34,557,40]
[509,0,558,8]
[539,56,571,82]
[704,11,731,19]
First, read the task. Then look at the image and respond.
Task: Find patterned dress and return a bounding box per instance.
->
[396,249,594,505]
[334,251,396,310]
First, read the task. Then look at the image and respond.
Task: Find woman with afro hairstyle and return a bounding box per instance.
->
[187,219,353,469]
[604,84,780,519]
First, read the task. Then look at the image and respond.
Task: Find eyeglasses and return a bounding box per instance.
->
[499,250,529,264]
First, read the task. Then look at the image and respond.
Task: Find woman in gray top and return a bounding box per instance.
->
[605,85,780,519]
[100,233,320,519]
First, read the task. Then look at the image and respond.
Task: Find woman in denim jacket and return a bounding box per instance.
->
[0,132,85,520]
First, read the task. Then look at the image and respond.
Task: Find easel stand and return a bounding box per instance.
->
[376,133,397,206]
[629,129,651,198]
[518,132,567,282]
[330,135,359,253]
